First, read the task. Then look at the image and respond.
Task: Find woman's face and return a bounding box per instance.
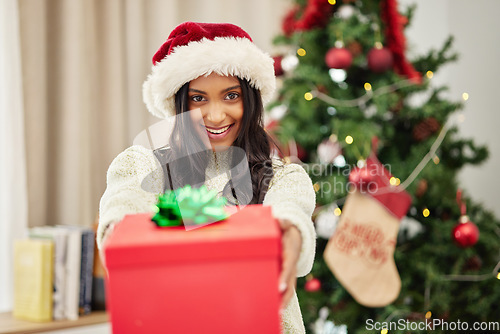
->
[188,73,243,151]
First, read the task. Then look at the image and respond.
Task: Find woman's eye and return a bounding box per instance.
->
[190,95,205,102]
[225,92,240,100]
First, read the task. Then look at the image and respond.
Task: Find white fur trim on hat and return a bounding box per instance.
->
[143,37,276,119]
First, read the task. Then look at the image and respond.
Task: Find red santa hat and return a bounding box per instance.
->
[143,21,276,119]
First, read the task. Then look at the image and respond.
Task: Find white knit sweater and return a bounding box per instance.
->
[98,145,316,333]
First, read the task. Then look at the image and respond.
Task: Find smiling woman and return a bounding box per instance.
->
[98,22,316,333]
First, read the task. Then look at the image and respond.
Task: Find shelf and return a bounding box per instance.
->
[0,311,109,334]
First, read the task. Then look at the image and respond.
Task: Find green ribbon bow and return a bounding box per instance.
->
[152,185,228,227]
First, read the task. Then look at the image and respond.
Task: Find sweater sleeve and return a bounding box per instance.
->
[97,145,164,249]
[263,161,316,277]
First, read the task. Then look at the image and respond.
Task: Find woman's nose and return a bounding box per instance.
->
[204,102,226,124]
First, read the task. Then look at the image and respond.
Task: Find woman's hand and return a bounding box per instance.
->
[278,218,302,312]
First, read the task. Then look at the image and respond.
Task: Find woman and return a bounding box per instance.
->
[98,22,316,333]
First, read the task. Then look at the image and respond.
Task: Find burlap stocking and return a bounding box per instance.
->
[324,154,412,307]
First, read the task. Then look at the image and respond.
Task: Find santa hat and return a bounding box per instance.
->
[143,22,276,119]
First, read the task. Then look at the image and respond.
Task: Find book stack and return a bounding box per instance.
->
[13,226,96,322]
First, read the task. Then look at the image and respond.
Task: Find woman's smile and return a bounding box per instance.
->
[204,123,235,138]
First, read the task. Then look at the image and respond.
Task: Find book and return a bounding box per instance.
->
[57,226,95,317]
[79,228,95,315]
[13,239,54,322]
[29,227,69,320]
[56,226,82,320]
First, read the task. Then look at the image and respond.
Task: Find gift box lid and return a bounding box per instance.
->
[104,204,281,269]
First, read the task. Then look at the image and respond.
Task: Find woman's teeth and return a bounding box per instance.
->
[206,125,231,134]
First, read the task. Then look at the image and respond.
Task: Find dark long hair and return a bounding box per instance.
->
[165,77,275,204]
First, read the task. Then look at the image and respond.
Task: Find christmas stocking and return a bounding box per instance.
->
[324,153,412,307]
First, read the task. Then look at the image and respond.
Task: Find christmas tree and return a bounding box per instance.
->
[268,0,500,333]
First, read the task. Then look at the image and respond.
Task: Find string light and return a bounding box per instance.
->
[399,119,453,190]
[433,155,440,164]
[462,92,469,101]
[381,329,388,334]
[315,115,457,208]
[364,82,372,91]
[425,311,432,319]
[423,208,430,217]
[441,260,500,282]
[426,71,434,79]
[345,135,354,144]
[312,78,416,108]
[334,208,342,216]
[389,177,401,186]
[297,48,307,57]
[304,92,313,101]
[313,183,320,192]
[328,0,336,4]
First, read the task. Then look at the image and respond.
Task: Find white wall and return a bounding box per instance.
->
[400,0,500,218]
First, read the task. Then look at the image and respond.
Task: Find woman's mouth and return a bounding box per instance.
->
[205,124,234,140]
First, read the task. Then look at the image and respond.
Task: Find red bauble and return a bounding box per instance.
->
[367,46,394,73]
[304,277,321,292]
[349,167,374,191]
[452,216,480,248]
[273,56,284,76]
[325,47,353,69]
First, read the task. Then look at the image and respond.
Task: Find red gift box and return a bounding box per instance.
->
[104,204,282,334]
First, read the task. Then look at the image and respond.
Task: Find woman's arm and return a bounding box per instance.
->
[97,145,164,249]
[263,161,317,277]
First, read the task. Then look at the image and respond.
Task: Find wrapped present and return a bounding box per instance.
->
[104,204,282,334]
